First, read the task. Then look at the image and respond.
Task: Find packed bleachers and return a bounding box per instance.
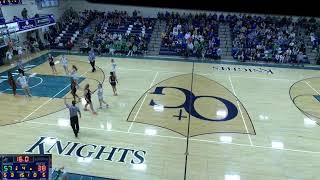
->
[228,15,309,63]
[158,12,222,59]
[298,17,320,50]
[42,7,320,64]
[48,8,97,50]
[80,10,156,55]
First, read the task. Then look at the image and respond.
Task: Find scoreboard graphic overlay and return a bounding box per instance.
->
[0,154,51,180]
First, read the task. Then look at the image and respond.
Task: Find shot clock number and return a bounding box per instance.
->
[16,155,30,163]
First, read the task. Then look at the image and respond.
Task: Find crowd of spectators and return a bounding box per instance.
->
[80,10,155,55]
[229,15,308,63]
[46,8,97,50]
[42,8,320,64]
[159,12,223,59]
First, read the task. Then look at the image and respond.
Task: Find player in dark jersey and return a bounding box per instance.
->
[70,79,80,102]
[109,71,118,96]
[7,71,16,96]
[83,84,97,115]
[48,54,57,74]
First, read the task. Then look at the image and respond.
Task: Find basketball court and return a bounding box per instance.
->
[0,52,320,179]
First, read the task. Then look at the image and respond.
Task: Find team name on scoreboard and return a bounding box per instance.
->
[25,137,146,164]
[213,66,274,74]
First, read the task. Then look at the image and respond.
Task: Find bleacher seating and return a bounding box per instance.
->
[227,15,310,63]
[82,10,156,55]
[49,9,98,50]
[159,12,222,59]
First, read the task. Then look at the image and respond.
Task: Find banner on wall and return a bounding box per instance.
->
[17,15,55,31]
[18,20,36,30]
[6,22,19,33]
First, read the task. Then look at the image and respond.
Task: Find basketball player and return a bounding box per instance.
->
[83,84,97,114]
[61,55,69,75]
[17,58,25,76]
[16,73,32,97]
[7,39,14,54]
[48,54,57,74]
[71,79,80,102]
[97,83,108,109]
[88,49,96,72]
[6,51,13,65]
[7,71,17,96]
[111,59,117,78]
[17,45,23,59]
[64,97,81,138]
[109,72,118,96]
[70,65,79,87]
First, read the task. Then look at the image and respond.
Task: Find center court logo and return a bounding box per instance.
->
[127,74,255,137]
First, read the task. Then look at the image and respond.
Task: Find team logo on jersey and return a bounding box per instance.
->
[127,74,255,137]
[290,77,320,125]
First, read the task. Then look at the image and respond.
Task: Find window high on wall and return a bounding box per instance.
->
[35,0,59,8]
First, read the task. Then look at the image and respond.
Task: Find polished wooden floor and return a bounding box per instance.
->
[0,53,320,180]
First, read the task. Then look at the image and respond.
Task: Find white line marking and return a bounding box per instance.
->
[119,67,186,75]
[25,121,186,140]
[102,67,297,82]
[127,71,159,132]
[228,76,253,146]
[305,81,320,95]
[29,73,37,77]
[237,101,253,146]
[228,76,237,96]
[190,138,320,154]
[18,69,90,122]
[24,121,320,155]
[24,65,36,68]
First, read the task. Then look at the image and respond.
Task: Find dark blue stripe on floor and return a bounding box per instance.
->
[52,170,117,180]
[314,95,320,102]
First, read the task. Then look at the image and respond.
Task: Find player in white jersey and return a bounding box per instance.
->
[111,59,117,78]
[97,83,108,109]
[16,73,32,97]
[6,51,13,65]
[61,55,69,75]
[17,46,23,58]
[70,65,79,84]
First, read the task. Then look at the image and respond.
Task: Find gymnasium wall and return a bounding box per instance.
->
[64,0,309,19]
[0,0,69,22]
[0,0,71,46]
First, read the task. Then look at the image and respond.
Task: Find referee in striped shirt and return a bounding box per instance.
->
[64,97,81,138]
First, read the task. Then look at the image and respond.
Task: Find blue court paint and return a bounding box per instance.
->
[314,95,320,102]
[0,54,49,78]
[0,53,86,98]
[0,74,85,98]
